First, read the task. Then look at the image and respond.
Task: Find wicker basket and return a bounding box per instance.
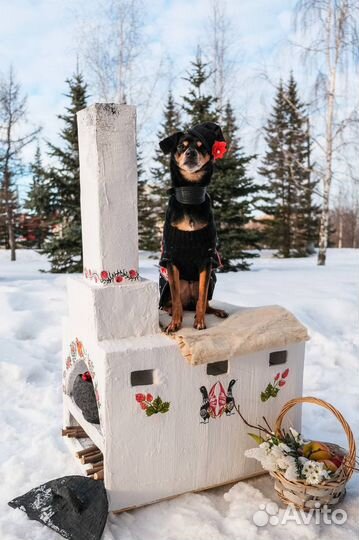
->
[270,397,356,510]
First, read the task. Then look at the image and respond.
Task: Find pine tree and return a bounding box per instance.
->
[150,91,181,230]
[25,145,53,249]
[209,102,261,271]
[137,147,159,251]
[297,118,320,254]
[180,54,260,271]
[41,71,88,272]
[182,49,219,127]
[259,81,291,256]
[259,75,318,257]
[285,74,319,256]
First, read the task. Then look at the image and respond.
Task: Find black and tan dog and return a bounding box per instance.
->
[158,122,228,333]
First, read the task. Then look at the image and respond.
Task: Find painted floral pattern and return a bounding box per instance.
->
[64,338,101,415]
[260,368,290,402]
[83,267,140,285]
[135,393,170,416]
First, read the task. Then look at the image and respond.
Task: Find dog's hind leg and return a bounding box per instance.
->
[205,304,229,318]
[165,263,183,333]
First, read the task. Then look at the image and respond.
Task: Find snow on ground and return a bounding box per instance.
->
[0,248,358,540]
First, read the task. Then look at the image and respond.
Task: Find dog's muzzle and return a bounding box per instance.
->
[173,186,207,205]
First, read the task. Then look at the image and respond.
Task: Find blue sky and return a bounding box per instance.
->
[1,0,356,197]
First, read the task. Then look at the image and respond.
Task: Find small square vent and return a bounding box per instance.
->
[130,369,154,386]
[269,351,287,366]
[206,360,229,376]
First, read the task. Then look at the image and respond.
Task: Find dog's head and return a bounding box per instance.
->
[159,122,226,182]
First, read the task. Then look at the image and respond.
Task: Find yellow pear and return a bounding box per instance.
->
[322,459,338,473]
[302,442,313,458]
[309,442,332,461]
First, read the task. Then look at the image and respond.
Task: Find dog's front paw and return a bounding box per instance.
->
[165,303,183,333]
[193,315,206,330]
[165,319,182,333]
[165,310,183,333]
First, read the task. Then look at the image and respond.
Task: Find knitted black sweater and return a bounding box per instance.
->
[159,219,219,282]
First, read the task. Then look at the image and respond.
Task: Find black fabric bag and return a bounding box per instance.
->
[72,374,100,424]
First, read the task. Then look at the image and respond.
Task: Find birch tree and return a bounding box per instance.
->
[295,0,359,265]
[205,0,238,117]
[0,66,39,261]
[77,0,144,104]
[76,0,162,134]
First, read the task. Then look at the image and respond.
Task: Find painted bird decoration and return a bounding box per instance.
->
[199,386,213,424]
[200,379,237,422]
[224,379,237,416]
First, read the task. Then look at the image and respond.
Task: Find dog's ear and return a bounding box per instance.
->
[202,122,226,142]
[159,132,184,155]
[213,124,225,142]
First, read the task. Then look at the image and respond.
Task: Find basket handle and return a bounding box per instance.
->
[275,396,357,479]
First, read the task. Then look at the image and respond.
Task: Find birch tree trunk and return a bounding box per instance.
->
[3,170,16,261]
[295,0,358,265]
[318,2,338,265]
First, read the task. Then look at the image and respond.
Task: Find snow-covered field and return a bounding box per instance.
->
[0,248,358,540]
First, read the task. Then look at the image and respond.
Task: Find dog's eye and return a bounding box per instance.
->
[177,144,185,152]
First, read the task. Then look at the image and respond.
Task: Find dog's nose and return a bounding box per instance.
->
[186,148,197,158]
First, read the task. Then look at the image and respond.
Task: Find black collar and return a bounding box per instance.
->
[173,186,207,205]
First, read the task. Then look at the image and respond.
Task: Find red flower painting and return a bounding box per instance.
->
[261,368,290,401]
[135,393,170,416]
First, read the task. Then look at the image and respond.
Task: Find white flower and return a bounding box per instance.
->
[259,441,271,453]
[277,454,296,470]
[289,427,304,444]
[245,447,266,460]
[305,472,321,485]
[284,463,299,481]
[302,460,330,484]
[302,460,317,475]
[278,442,291,453]
[245,444,282,472]
[270,444,286,460]
[261,455,279,472]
